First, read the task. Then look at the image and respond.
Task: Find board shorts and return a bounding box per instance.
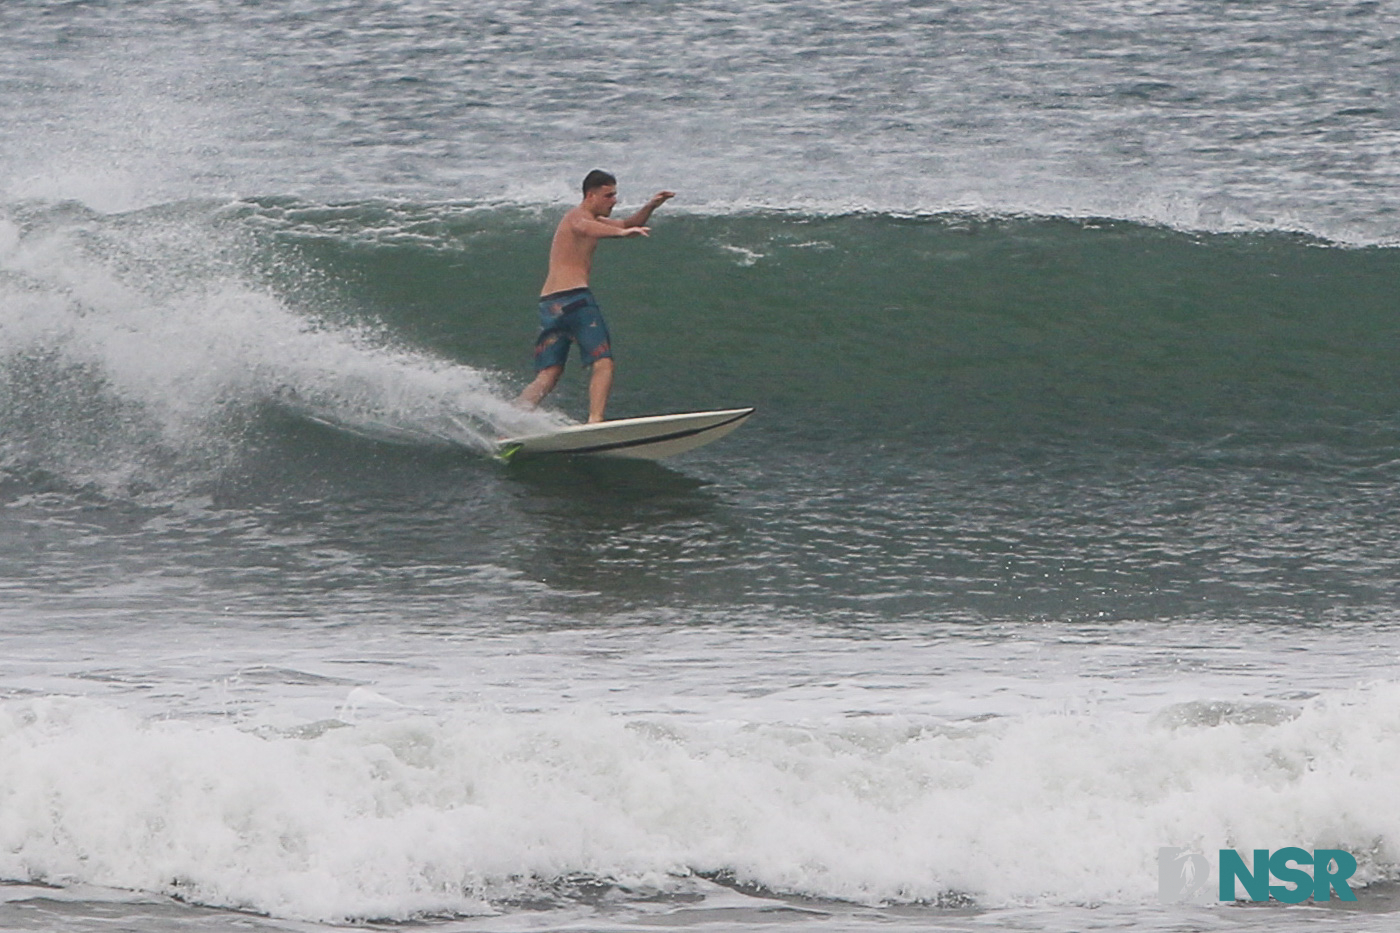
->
[533,287,613,371]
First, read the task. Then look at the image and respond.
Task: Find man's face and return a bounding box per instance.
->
[587,185,618,216]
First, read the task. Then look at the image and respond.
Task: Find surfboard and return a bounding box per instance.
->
[496,407,755,461]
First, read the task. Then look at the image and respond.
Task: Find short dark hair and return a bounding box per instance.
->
[582,169,616,195]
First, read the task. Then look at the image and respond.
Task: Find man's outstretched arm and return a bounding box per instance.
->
[620,190,675,228]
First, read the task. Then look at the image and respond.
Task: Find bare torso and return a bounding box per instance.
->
[540,205,602,295]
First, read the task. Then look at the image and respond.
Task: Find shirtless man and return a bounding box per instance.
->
[515,170,675,422]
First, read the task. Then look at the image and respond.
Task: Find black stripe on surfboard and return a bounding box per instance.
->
[540,408,754,456]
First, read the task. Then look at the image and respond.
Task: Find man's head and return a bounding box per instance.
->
[582,169,618,215]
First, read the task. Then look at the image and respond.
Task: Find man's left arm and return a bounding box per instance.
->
[620,191,675,228]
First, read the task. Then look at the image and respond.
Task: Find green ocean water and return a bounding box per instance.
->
[249,201,1400,454]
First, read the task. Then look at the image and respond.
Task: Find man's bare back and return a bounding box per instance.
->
[516,171,674,422]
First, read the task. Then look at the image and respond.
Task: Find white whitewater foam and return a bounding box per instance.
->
[1,684,1397,923]
[0,208,560,490]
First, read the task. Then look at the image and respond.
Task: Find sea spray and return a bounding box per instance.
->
[0,202,559,493]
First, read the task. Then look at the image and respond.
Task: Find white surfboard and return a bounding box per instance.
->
[496,408,755,461]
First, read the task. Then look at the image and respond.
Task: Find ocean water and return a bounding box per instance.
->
[4,1,1400,931]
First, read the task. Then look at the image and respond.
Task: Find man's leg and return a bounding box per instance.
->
[516,365,563,409]
[587,358,613,423]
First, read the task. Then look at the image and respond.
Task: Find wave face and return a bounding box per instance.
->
[328,205,1397,453]
[8,200,1400,474]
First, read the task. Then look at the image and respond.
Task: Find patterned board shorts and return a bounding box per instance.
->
[533,287,613,370]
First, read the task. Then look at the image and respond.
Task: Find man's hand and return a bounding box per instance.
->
[621,226,650,237]
[620,191,673,230]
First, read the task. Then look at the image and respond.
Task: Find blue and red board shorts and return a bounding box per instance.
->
[533,287,613,371]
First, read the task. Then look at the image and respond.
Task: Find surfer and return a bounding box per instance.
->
[515,170,674,423]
